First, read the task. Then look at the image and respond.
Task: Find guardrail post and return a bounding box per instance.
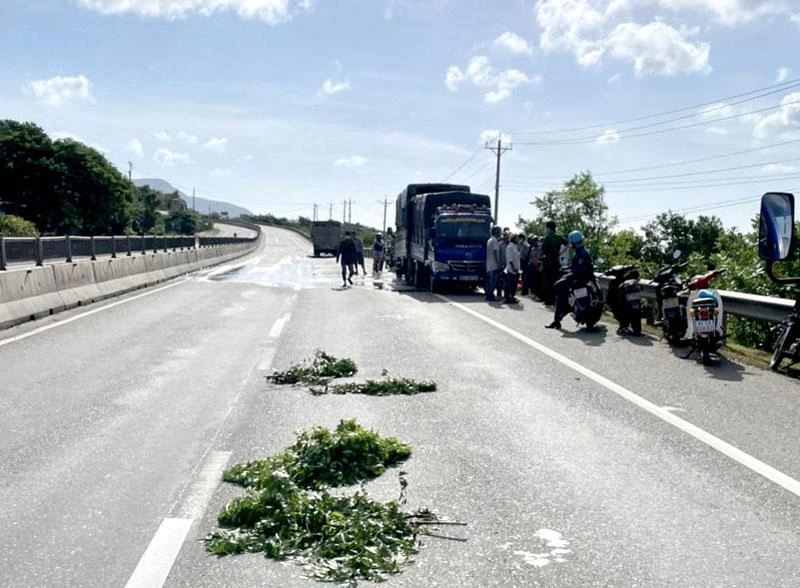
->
[35,236,43,266]
[65,235,72,263]
[90,236,97,261]
[126,235,132,256]
[163,234,168,253]
[141,235,147,255]
[0,236,6,270]
[154,235,159,254]
[111,235,117,259]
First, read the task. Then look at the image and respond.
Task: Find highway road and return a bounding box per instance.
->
[1,226,798,587]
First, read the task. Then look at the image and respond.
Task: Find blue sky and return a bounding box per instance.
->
[2,0,800,233]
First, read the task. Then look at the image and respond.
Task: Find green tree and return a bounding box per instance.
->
[519,171,617,256]
[165,209,200,235]
[0,214,38,236]
[133,185,162,234]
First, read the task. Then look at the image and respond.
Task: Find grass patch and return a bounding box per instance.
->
[312,377,437,397]
[206,420,445,583]
[267,350,357,385]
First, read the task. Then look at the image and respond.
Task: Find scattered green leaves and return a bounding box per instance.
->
[267,350,357,385]
[312,377,437,396]
[206,420,438,584]
[223,419,411,490]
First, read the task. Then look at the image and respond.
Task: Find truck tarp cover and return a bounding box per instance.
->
[396,183,470,229]
[416,192,492,227]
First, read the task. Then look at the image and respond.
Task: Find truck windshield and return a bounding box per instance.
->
[436,217,490,241]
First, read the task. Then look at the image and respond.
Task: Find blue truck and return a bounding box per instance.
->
[393,184,493,292]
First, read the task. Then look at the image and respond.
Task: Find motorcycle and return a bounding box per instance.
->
[605,264,642,335]
[683,268,727,365]
[567,279,604,330]
[770,297,800,370]
[652,256,689,344]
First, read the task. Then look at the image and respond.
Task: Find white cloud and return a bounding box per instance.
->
[698,102,735,120]
[445,65,465,91]
[493,31,533,55]
[51,131,84,142]
[203,136,228,152]
[209,168,234,178]
[321,79,350,95]
[705,127,728,135]
[126,138,144,156]
[535,0,711,76]
[480,130,513,144]
[763,163,798,174]
[596,128,621,144]
[241,154,256,162]
[445,55,534,104]
[605,21,711,76]
[154,147,193,166]
[74,0,313,25]
[753,91,800,139]
[27,74,93,107]
[334,155,367,167]
[777,67,792,82]
[155,130,171,141]
[177,131,198,144]
[608,73,622,83]
[653,0,791,26]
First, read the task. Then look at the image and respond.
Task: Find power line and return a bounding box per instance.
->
[511,77,800,136]
[442,146,484,181]
[515,99,800,146]
[618,195,765,223]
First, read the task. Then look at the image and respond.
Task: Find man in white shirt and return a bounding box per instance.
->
[485,226,502,301]
[504,234,521,304]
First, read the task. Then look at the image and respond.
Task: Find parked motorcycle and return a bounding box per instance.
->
[769,299,800,370]
[567,279,604,330]
[652,256,689,344]
[605,264,642,335]
[683,268,727,365]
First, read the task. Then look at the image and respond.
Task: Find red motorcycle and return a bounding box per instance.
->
[683,268,727,365]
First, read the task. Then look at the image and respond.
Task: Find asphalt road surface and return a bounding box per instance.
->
[1,226,798,587]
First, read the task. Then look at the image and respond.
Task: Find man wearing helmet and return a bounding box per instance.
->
[545,230,594,329]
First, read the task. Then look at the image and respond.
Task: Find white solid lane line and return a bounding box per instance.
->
[178,451,232,520]
[268,315,289,339]
[445,298,800,499]
[124,518,194,588]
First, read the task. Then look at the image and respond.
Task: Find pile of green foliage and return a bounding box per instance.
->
[267,350,358,385]
[206,420,435,583]
[0,214,38,237]
[312,377,437,397]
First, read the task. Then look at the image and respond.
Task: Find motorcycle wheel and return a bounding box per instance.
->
[702,346,712,366]
[770,322,793,371]
[630,308,642,335]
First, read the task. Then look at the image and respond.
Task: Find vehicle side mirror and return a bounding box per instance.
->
[759,192,796,261]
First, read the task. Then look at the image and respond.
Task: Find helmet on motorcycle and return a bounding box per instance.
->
[568,230,584,246]
[696,289,718,303]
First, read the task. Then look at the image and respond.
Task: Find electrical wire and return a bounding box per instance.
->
[510,77,800,136]
[442,146,484,181]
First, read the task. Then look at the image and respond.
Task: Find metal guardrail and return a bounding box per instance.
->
[0,233,259,271]
[596,275,795,323]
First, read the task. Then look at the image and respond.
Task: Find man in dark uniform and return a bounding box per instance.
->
[336,231,357,287]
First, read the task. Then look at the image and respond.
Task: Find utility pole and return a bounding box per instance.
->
[342,200,347,226]
[192,188,196,212]
[313,203,318,222]
[485,136,512,223]
[382,196,388,234]
[329,201,334,220]
[128,161,132,183]
[348,199,352,225]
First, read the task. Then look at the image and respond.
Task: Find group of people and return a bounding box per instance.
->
[484,221,595,329]
[335,230,394,287]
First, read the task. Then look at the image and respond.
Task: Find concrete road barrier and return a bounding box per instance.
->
[0,266,65,329]
[53,262,104,310]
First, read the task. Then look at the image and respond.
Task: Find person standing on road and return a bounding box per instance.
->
[496,229,510,300]
[504,234,521,304]
[541,221,566,306]
[372,233,385,276]
[336,231,357,287]
[353,234,367,276]
[485,226,502,301]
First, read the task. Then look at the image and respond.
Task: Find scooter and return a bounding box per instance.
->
[683,268,727,365]
[568,279,604,330]
[605,264,642,335]
[653,257,689,344]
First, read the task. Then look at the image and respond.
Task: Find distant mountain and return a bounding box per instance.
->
[133,178,252,217]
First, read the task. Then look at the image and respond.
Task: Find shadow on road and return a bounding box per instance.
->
[558,324,608,346]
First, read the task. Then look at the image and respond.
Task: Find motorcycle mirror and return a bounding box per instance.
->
[672,249,682,260]
[758,192,796,262]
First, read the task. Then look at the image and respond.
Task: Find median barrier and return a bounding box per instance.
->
[53,262,103,310]
[0,266,65,329]
[0,235,261,330]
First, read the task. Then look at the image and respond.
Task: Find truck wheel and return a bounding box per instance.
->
[429,273,439,293]
[313,248,319,257]
[405,261,415,286]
